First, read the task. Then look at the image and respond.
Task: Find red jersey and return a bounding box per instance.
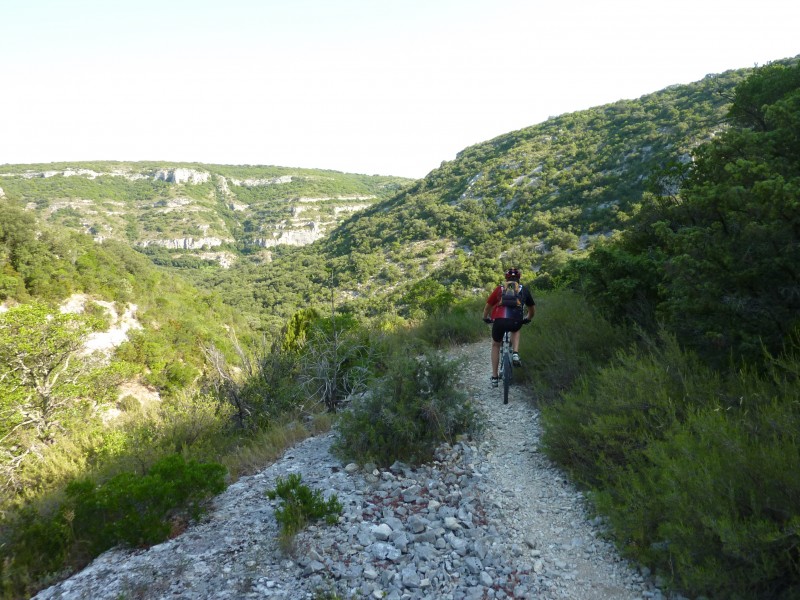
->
[486,283,534,319]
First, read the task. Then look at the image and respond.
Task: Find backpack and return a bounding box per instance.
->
[499,281,523,308]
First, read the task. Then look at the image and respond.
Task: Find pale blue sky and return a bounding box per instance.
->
[2,0,798,178]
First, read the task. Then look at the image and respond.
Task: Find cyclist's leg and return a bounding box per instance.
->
[509,322,524,366]
[510,328,522,352]
[490,321,508,378]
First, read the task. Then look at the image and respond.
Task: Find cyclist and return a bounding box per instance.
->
[482,267,535,388]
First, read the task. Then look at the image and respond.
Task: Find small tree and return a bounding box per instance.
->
[300,318,369,412]
[203,337,251,429]
[300,272,369,412]
[0,302,102,492]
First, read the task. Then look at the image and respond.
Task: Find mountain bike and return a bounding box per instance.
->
[487,319,530,404]
[498,330,513,404]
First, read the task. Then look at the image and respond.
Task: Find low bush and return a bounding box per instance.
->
[238,343,306,426]
[416,297,486,347]
[266,473,342,550]
[541,332,800,599]
[332,348,480,466]
[540,332,717,488]
[72,454,225,551]
[0,454,226,597]
[0,506,72,597]
[519,289,627,402]
[606,398,800,599]
[152,392,235,456]
[299,318,372,413]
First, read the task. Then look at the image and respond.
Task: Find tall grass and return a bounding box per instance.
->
[516,289,627,401]
[221,417,326,481]
[415,296,487,347]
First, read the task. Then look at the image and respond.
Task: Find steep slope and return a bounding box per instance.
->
[316,67,752,298]
[0,202,252,395]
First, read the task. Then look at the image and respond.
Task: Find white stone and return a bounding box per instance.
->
[371,523,392,541]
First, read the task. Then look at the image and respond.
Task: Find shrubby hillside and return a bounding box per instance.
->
[195,65,753,325]
[545,60,800,600]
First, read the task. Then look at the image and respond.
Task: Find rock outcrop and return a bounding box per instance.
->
[59,294,143,358]
[230,175,293,186]
[137,237,231,250]
[153,168,210,184]
[253,222,322,247]
[0,165,388,252]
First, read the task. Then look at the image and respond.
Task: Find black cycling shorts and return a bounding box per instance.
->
[491,318,523,343]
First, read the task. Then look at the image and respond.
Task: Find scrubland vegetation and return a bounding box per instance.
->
[1,59,798,599]
[542,61,800,599]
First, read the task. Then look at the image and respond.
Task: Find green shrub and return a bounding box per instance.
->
[543,331,800,599]
[299,315,372,413]
[0,454,226,598]
[266,473,342,549]
[400,278,456,318]
[66,454,226,554]
[236,340,305,428]
[118,394,141,413]
[592,365,800,600]
[332,349,480,466]
[654,406,798,598]
[153,392,235,455]
[0,506,72,597]
[541,332,718,488]
[516,290,626,402]
[416,297,486,347]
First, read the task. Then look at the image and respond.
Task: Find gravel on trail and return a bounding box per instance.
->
[34,342,668,600]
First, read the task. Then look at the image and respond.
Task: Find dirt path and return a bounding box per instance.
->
[451,341,655,599]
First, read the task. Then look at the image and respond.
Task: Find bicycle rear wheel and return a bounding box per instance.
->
[502,350,512,404]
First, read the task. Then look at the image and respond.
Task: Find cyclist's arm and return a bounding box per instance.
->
[483,287,502,320]
[482,302,495,321]
[524,290,536,321]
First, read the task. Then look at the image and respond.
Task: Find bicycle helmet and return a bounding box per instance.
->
[504,267,521,281]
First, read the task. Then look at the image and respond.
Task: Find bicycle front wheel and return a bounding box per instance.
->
[502,351,512,404]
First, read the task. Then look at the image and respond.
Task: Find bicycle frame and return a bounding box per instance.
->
[498,330,513,404]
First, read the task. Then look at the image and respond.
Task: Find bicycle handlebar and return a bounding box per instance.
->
[483,317,532,324]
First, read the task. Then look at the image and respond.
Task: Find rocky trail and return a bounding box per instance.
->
[35,342,667,600]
